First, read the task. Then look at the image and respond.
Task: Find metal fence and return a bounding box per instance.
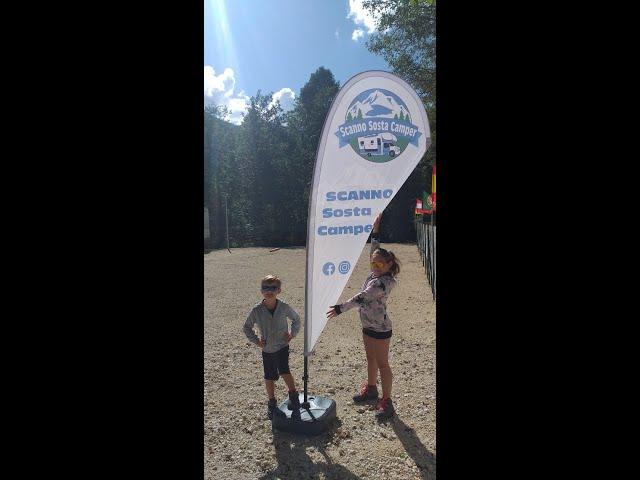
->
[415,216,436,300]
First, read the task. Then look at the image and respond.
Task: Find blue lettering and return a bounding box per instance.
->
[323,208,332,218]
[317,223,374,236]
[324,189,394,202]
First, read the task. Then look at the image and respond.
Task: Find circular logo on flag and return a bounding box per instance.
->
[334,88,422,163]
[338,261,351,274]
[322,262,336,276]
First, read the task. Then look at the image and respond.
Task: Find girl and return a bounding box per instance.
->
[326,213,400,419]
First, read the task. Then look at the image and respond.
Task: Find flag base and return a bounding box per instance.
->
[271,393,336,435]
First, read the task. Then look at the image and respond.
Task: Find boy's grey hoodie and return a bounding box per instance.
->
[243,299,301,353]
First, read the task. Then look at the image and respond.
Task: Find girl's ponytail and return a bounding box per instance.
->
[386,251,400,277]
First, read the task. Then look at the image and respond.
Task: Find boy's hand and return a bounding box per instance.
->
[283,332,292,343]
[258,339,266,349]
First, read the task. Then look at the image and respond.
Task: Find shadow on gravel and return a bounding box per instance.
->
[384,414,436,479]
[259,418,363,480]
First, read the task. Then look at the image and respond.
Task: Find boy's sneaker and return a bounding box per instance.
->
[287,390,301,410]
[267,398,277,420]
[352,383,379,403]
[375,397,395,419]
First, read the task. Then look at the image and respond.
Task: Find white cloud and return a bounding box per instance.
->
[335,29,340,40]
[204,65,250,125]
[352,28,364,41]
[204,66,296,124]
[347,0,377,37]
[227,97,250,125]
[204,66,235,96]
[269,88,296,112]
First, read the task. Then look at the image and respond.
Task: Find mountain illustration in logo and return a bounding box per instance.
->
[346,89,411,122]
[335,88,422,163]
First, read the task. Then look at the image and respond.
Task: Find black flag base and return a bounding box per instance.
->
[271,393,336,435]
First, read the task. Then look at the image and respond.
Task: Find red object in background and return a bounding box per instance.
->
[427,192,436,211]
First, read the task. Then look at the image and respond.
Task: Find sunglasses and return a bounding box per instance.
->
[370,261,386,269]
[261,285,279,292]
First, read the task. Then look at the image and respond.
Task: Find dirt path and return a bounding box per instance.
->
[205,242,436,480]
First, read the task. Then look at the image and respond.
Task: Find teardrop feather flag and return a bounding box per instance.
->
[305,71,432,355]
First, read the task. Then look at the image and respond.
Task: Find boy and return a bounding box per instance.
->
[243,275,301,419]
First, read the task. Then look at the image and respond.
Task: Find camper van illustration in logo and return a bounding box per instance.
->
[334,88,423,163]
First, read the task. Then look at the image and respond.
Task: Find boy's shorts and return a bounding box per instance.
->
[262,345,290,380]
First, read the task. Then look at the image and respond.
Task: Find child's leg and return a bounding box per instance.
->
[277,346,296,392]
[265,379,276,400]
[262,350,278,400]
[363,333,379,386]
[281,373,296,392]
[277,346,300,410]
[373,337,392,398]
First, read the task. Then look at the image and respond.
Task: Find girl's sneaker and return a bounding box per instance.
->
[352,384,379,402]
[375,397,395,419]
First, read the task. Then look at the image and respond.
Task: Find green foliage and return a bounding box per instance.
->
[362,0,436,241]
[204,68,340,248]
[204,105,239,248]
[363,0,435,108]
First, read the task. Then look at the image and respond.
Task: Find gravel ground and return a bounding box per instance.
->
[205,242,436,480]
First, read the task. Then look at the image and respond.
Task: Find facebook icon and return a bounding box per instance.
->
[322,262,336,276]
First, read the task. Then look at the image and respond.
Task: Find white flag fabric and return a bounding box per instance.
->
[304,71,431,356]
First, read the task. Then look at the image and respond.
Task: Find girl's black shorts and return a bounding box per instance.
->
[261,345,290,380]
[362,328,392,339]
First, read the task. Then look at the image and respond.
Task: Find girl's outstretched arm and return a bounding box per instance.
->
[370,213,382,256]
[327,279,387,319]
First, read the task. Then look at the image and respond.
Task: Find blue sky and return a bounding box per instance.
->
[204,0,390,124]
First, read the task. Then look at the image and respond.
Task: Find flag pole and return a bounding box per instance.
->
[303,189,312,409]
[303,356,309,408]
[225,196,231,254]
[302,261,310,408]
